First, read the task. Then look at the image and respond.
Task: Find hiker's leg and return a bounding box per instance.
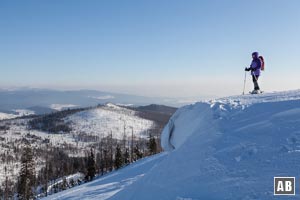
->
[252,75,256,90]
[253,75,260,90]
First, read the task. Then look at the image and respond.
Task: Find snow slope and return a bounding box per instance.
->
[66,103,154,140]
[0,112,16,120]
[41,90,300,199]
[41,153,167,200]
[50,104,78,111]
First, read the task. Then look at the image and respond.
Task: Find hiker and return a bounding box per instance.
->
[245,52,262,94]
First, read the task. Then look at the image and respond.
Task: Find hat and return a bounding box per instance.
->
[252,52,259,58]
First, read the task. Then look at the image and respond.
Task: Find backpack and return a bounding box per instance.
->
[259,56,265,71]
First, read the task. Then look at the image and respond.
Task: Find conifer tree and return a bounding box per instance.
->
[114,145,123,169]
[85,149,96,181]
[123,148,130,165]
[148,135,157,155]
[17,144,36,200]
[134,144,143,160]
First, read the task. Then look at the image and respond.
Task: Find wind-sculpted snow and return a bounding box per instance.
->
[162,89,300,151]
[41,90,300,199]
[113,90,300,199]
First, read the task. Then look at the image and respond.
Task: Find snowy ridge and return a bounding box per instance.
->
[66,104,154,140]
[162,89,300,151]
[40,90,300,199]
[50,104,78,111]
[116,89,300,199]
[0,109,35,120]
[208,89,300,109]
[0,112,16,120]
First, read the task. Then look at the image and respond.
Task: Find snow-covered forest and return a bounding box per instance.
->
[0,103,176,199]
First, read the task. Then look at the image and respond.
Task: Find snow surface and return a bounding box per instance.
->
[88,95,115,100]
[0,112,16,120]
[66,104,154,140]
[50,104,78,111]
[45,172,85,195]
[40,90,300,199]
[0,109,35,120]
[41,153,167,200]
[13,109,35,116]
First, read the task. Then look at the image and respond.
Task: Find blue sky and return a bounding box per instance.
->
[1,0,300,98]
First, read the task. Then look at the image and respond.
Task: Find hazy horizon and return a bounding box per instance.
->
[1,0,300,98]
[0,85,219,100]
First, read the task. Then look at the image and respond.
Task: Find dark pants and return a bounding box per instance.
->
[252,75,260,90]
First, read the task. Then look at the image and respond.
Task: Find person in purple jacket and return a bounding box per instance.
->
[245,52,262,94]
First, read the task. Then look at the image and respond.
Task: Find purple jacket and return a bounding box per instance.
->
[250,58,261,76]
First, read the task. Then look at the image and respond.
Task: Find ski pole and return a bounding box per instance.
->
[242,71,247,95]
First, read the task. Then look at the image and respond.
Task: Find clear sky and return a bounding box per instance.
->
[1,0,300,98]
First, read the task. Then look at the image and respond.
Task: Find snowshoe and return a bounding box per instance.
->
[249,90,263,94]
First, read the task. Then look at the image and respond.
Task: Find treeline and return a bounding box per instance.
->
[129,104,176,129]
[28,108,88,134]
[0,125,9,131]
[27,104,176,136]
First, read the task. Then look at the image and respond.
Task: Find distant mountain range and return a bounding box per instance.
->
[0,88,187,116]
